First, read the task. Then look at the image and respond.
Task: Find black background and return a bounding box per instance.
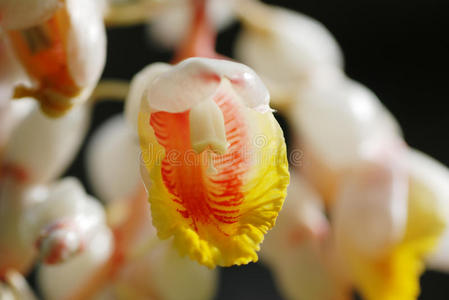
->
[61,0,449,299]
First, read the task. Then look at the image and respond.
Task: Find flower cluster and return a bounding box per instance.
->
[1,0,448,300]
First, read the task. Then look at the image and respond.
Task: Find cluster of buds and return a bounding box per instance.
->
[234,2,449,300]
[1,0,448,300]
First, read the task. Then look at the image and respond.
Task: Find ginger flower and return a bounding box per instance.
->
[0,0,106,116]
[136,57,289,267]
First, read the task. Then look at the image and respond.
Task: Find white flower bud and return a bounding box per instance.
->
[333,142,408,258]
[38,226,113,300]
[235,2,343,107]
[293,77,401,170]
[86,115,141,203]
[21,178,109,264]
[2,103,89,185]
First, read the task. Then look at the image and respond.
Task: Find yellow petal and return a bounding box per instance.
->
[348,176,446,300]
[138,85,289,268]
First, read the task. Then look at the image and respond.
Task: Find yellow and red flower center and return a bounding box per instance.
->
[150,91,249,236]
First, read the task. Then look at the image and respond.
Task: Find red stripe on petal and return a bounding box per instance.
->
[149,89,249,236]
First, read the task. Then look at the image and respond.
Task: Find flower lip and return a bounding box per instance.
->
[144,57,271,114]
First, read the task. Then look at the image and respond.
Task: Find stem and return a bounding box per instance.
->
[89,79,130,103]
[172,0,217,63]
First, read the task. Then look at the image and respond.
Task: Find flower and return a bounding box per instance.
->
[1,0,106,116]
[136,57,289,267]
[234,1,343,110]
[23,178,112,265]
[0,177,110,276]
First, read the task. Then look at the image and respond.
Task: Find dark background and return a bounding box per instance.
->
[60,0,449,299]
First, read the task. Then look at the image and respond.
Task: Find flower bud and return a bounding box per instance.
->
[235,2,343,108]
[333,141,408,258]
[86,115,141,203]
[2,103,89,185]
[21,178,109,265]
[38,227,113,300]
[293,78,401,171]
[3,0,106,116]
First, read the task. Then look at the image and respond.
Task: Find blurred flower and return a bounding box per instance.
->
[1,102,89,185]
[86,115,141,204]
[137,57,289,267]
[22,177,112,265]
[332,148,447,300]
[0,177,110,275]
[262,171,351,300]
[1,0,106,116]
[38,210,218,300]
[38,221,113,300]
[332,140,409,259]
[292,74,401,203]
[235,1,343,110]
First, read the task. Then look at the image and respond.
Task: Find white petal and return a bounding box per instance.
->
[66,0,107,88]
[125,63,172,133]
[3,103,90,184]
[333,144,408,258]
[0,0,61,29]
[407,149,449,271]
[293,76,401,170]
[86,115,141,203]
[145,57,270,113]
[38,226,113,300]
[235,4,342,105]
